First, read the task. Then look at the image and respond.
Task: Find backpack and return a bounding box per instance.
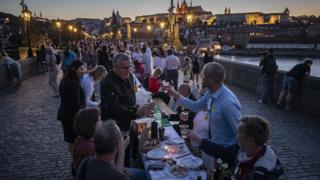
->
[55,54,61,65]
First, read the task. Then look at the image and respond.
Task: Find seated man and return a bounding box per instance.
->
[171,83,196,129]
[76,121,147,180]
[188,115,283,179]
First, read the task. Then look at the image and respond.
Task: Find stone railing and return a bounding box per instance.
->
[0,57,39,92]
[215,59,320,117]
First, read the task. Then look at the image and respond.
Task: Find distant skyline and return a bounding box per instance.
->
[1,0,320,20]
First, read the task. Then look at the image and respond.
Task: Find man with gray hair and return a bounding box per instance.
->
[166,62,241,165]
[76,121,147,180]
[100,53,154,166]
[100,53,154,131]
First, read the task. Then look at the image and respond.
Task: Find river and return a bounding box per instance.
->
[215,55,320,77]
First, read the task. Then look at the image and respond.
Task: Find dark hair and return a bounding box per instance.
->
[158,47,165,57]
[304,58,313,65]
[64,47,70,58]
[240,115,270,146]
[74,108,100,138]
[142,46,147,53]
[65,60,85,80]
[94,120,121,156]
[152,51,159,57]
[267,49,273,54]
[167,49,173,55]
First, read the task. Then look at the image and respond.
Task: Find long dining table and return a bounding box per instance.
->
[141,125,207,179]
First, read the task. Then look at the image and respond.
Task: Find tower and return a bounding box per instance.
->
[284,8,290,15]
[190,0,192,7]
[228,7,231,14]
[224,7,227,15]
[168,0,182,48]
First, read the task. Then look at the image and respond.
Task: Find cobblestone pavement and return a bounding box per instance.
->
[0,74,320,179]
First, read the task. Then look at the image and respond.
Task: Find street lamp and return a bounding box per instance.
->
[68,25,73,31]
[22,7,33,57]
[147,25,152,41]
[159,22,166,43]
[133,27,138,42]
[160,22,166,29]
[186,14,193,44]
[68,25,73,41]
[55,20,62,49]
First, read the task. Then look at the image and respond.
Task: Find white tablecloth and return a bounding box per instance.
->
[143,126,207,180]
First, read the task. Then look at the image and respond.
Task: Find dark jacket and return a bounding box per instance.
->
[199,139,239,167]
[76,157,128,180]
[199,140,283,180]
[100,71,137,131]
[234,145,283,180]
[170,94,196,129]
[58,77,85,122]
[259,54,278,75]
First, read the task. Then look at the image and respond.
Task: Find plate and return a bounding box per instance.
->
[166,138,185,145]
[146,148,169,159]
[176,156,203,169]
[164,165,189,178]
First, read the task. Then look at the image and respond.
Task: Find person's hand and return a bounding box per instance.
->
[120,136,130,150]
[187,130,202,145]
[164,85,181,99]
[136,102,155,116]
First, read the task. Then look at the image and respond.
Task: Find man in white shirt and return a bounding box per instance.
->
[164,49,180,90]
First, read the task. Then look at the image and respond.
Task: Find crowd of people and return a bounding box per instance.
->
[3,39,316,180]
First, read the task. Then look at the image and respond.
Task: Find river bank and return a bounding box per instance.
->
[221,49,320,58]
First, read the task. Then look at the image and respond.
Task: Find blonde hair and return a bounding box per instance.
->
[89,65,107,80]
[153,68,163,78]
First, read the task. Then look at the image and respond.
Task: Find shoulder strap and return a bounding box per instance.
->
[79,157,90,180]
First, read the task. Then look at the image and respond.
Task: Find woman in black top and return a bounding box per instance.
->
[58,60,86,154]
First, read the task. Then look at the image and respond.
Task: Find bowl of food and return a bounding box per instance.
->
[164,165,189,178]
[176,156,203,169]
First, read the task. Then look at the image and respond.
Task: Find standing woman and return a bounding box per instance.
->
[46,46,59,97]
[80,65,107,108]
[58,60,86,159]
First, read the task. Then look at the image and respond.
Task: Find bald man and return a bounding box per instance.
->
[167,62,241,165]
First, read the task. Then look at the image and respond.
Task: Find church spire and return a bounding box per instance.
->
[190,0,192,7]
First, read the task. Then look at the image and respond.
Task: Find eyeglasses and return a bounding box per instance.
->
[120,66,132,70]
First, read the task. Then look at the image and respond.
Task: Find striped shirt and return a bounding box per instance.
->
[165,55,180,70]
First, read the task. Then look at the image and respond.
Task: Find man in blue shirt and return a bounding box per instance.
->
[167,62,241,164]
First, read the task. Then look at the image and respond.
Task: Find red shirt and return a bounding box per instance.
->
[73,136,95,170]
[148,76,161,93]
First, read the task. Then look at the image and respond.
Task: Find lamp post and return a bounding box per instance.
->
[73,28,78,41]
[133,27,138,42]
[159,22,166,43]
[68,25,73,41]
[22,7,33,57]
[147,25,152,42]
[186,14,193,44]
[55,19,62,49]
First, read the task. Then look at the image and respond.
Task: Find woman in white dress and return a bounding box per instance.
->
[46,46,59,97]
